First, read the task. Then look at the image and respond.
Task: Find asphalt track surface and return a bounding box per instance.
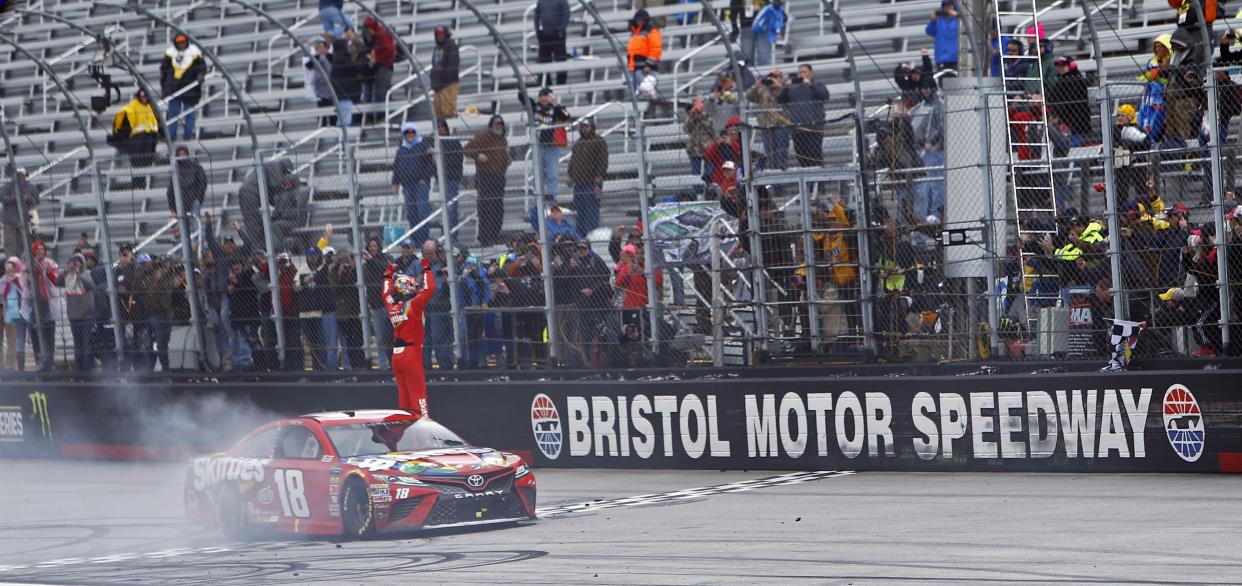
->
[1,460,1240,584]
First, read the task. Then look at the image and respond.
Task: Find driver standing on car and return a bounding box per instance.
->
[383,257,435,417]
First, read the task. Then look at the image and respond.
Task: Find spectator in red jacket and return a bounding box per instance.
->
[28,240,58,372]
[615,242,662,336]
[702,118,743,194]
[362,17,396,124]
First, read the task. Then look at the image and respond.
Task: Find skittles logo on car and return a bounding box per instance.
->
[397,460,457,475]
[531,393,562,460]
[1163,384,1205,462]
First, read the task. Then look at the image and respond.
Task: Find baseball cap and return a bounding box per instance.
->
[1054,56,1073,66]
[538,87,554,97]
[306,246,321,256]
[400,239,415,249]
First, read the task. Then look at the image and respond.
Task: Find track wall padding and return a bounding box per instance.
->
[0,371,1238,472]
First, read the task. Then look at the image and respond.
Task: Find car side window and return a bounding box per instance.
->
[238,427,280,459]
[276,426,324,460]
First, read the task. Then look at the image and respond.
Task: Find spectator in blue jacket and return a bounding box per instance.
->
[925,1,960,71]
[455,249,491,369]
[530,203,580,240]
[392,122,436,245]
[751,0,786,67]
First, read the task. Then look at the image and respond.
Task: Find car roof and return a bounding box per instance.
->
[300,409,418,427]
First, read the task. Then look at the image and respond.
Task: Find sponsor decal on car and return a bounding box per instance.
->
[1163,384,1205,462]
[397,460,457,475]
[531,393,562,460]
[256,486,274,505]
[369,484,392,503]
[0,406,22,442]
[466,474,485,489]
[191,457,268,491]
[348,457,398,472]
[321,455,334,463]
[454,489,505,500]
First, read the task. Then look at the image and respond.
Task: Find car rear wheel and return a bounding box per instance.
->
[340,479,376,538]
[216,485,252,541]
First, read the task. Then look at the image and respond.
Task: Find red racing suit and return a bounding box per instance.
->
[383,259,435,417]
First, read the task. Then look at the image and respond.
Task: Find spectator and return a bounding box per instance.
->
[27,240,56,372]
[166,145,207,234]
[268,252,302,371]
[224,257,261,371]
[729,0,762,64]
[330,33,367,128]
[1163,62,1203,150]
[395,239,420,274]
[924,1,959,71]
[894,49,935,107]
[431,27,461,119]
[159,34,206,142]
[437,120,465,242]
[110,89,160,188]
[456,249,491,369]
[0,167,38,257]
[748,69,791,170]
[523,87,571,201]
[759,197,806,349]
[530,203,579,239]
[422,240,454,371]
[137,257,173,372]
[329,247,366,369]
[238,159,307,253]
[465,115,512,245]
[567,117,608,236]
[1,257,27,371]
[82,250,117,371]
[1047,56,1091,145]
[909,76,945,220]
[779,64,830,168]
[1207,62,1242,142]
[362,235,392,368]
[750,0,786,67]
[812,199,860,335]
[1035,39,1057,94]
[627,10,662,88]
[297,246,338,371]
[1002,38,1030,93]
[1137,67,1167,147]
[534,0,570,86]
[871,112,923,224]
[304,39,334,126]
[615,241,662,337]
[318,0,353,37]
[1170,0,1218,65]
[683,97,716,180]
[565,239,612,367]
[1221,30,1242,65]
[704,120,743,194]
[393,122,436,245]
[706,73,741,135]
[203,212,253,370]
[56,253,94,372]
[361,17,396,124]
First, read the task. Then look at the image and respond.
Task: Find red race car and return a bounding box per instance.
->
[185,410,537,539]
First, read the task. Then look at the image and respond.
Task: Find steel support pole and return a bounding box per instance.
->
[118,1,288,359]
[698,0,768,355]
[346,0,463,364]
[1099,85,1127,323]
[821,0,875,352]
[577,0,661,347]
[979,92,1002,354]
[0,32,126,366]
[457,0,559,366]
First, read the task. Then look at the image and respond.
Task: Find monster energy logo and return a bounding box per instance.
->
[28,392,51,441]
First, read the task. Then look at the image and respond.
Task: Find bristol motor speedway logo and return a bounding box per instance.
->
[531,393,562,459]
[1163,384,1205,462]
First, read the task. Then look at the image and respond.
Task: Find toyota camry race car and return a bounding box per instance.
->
[185,410,537,538]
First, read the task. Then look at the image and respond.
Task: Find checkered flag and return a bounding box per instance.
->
[1101,319,1143,372]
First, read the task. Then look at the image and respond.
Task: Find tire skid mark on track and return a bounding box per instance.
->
[0,470,853,577]
[535,470,854,518]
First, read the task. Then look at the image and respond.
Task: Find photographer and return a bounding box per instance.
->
[56,253,94,372]
[297,246,338,371]
[924,1,960,71]
[615,242,662,338]
[747,68,792,170]
[421,240,454,371]
[362,236,393,369]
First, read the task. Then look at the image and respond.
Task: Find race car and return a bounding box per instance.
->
[185,410,536,539]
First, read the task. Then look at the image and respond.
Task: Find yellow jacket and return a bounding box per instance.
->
[113,98,160,138]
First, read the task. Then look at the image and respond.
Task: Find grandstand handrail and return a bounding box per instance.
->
[266,12,318,93]
[383,63,434,138]
[1010,0,1067,35]
[132,218,178,255]
[670,34,724,124]
[268,126,344,163]
[27,146,88,181]
[460,45,484,96]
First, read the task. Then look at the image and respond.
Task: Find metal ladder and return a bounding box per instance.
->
[994,0,1061,325]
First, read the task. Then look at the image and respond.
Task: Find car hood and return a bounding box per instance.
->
[344,447,513,477]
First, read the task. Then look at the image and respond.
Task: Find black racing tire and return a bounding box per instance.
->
[216,485,252,541]
[340,479,377,538]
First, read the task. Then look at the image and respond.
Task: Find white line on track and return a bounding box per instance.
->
[0,470,854,574]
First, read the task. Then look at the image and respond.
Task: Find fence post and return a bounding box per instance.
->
[1193,0,1232,352]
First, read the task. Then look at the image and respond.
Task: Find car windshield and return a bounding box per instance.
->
[325,418,469,459]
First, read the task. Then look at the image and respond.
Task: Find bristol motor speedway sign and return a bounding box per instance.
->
[519,375,1238,472]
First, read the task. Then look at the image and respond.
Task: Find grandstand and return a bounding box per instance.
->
[1,0,1167,260]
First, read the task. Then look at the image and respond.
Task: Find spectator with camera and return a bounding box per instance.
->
[456,248,491,369]
[421,240,454,371]
[362,235,392,369]
[328,246,366,370]
[747,68,792,170]
[56,253,94,372]
[924,1,959,71]
[778,64,830,168]
[615,241,662,338]
[683,97,716,182]
[297,245,338,371]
